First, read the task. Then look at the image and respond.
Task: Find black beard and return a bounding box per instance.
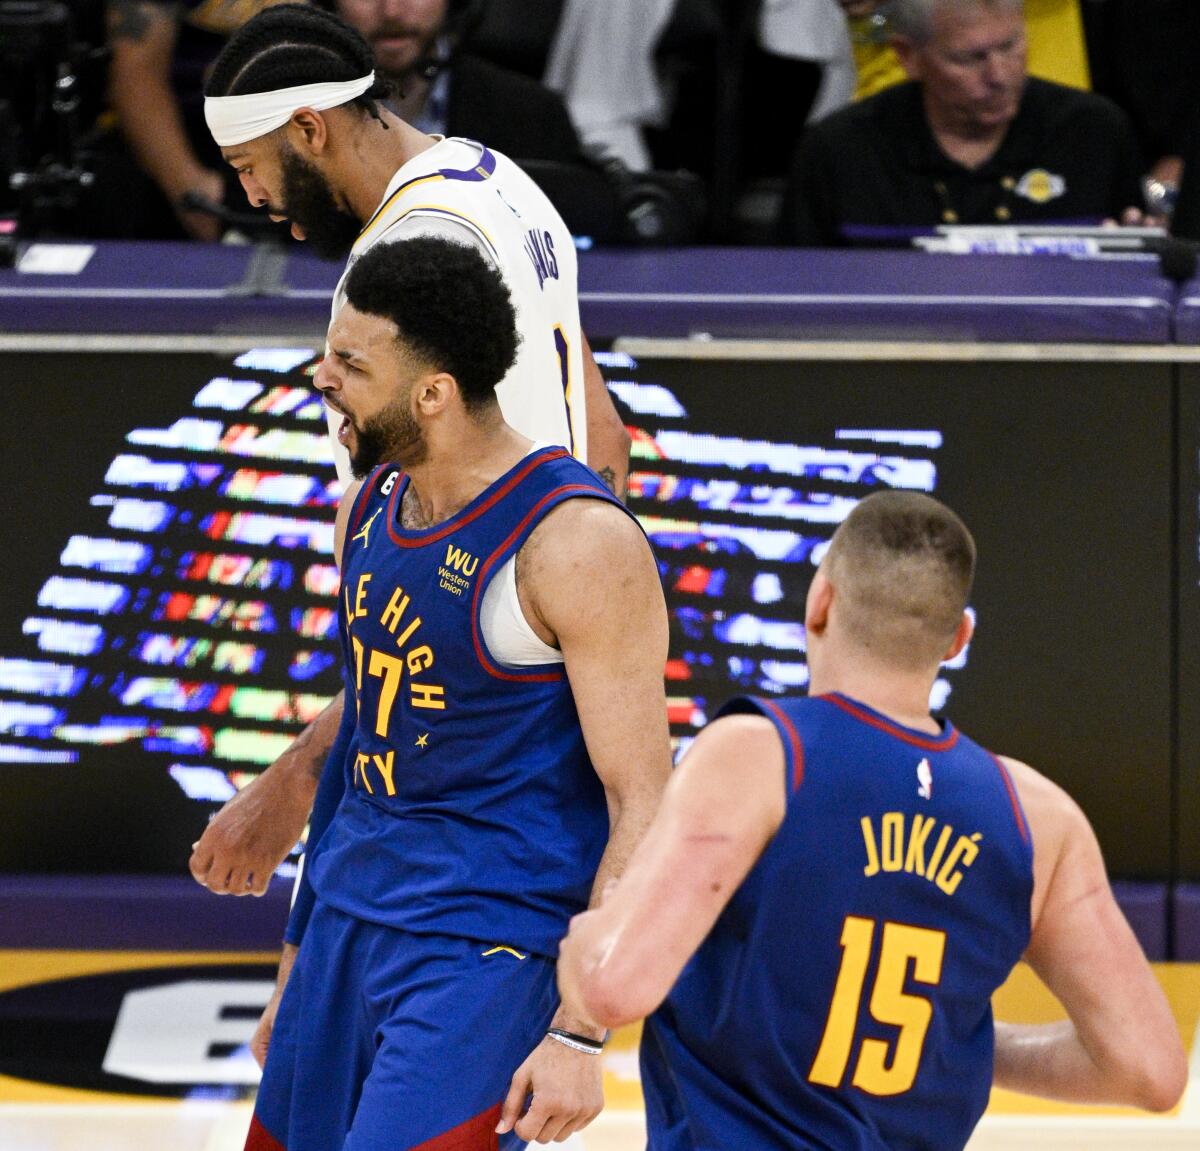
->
[349,396,426,479]
[279,150,362,261]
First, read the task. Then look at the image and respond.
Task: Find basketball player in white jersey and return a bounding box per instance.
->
[187,4,633,1117]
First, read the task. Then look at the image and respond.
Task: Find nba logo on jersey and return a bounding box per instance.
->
[917,758,933,800]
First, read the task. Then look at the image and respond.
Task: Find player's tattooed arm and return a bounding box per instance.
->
[596,466,625,500]
[581,334,631,503]
[107,0,176,41]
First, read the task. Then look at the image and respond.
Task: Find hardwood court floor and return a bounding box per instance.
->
[0,958,1196,1150]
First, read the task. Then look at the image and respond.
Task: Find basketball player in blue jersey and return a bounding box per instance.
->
[558,492,1188,1150]
[241,234,671,1151]
[186,3,635,1067]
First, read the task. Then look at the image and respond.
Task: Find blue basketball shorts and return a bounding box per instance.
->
[246,898,558,1151]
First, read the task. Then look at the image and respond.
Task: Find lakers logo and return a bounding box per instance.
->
[1014,168,1066,205]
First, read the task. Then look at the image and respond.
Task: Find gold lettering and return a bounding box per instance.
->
[368,649,405,737]
[410,683,446,710]
[905,813,936,877]
[925,824,954,881]
[373,751,396,797]
[935,833,982,896]
[445,544,479,576]
[393,615,422,650]
[406,645,434,675]
[881,812,904,872]
[353,751,373,794]
[861,816,880,877]
[353,573,371,621]
[380,585,410,634]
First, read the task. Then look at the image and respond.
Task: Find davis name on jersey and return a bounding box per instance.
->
[322,138,587,487]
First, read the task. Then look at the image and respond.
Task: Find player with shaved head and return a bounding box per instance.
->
[559,490,1187,1150]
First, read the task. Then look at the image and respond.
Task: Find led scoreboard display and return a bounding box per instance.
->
[0,346,1175,877]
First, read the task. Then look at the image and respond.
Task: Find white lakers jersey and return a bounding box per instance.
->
[325,136,587,486]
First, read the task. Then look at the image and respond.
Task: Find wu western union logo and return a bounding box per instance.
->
[439,544,477,597]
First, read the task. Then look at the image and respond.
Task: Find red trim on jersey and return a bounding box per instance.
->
[408,1103,502,1150]
[821,693,960,752]
[755,698,805,792]
[987,751,1032,843]
[244,1114,286,1151]
[471,484,610,682]
[384,449,570,549]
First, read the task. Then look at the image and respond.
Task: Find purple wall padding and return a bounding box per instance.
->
[0,874,1173,957]
[1172,883,1200,960]
[1110,880,1168,960]
[0,875,290,951]
[0,242,1179,343]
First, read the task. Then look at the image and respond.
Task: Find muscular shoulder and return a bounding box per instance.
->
[520,497,644,587]
[517,497,654,640]
[998,754,1097,922]
[999,754,1088,840]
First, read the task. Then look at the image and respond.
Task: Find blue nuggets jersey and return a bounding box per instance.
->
[641,693,1034,1151]
[309,446,626,957]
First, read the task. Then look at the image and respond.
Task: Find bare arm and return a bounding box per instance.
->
[497,498,673,1140]
[580,333,631,500]
[188,697,340,893]
[993,757,1187,1111]
[188,482,363,894]
[523,500,672,926]
[558,713,786,1029]
[106,0,224,240]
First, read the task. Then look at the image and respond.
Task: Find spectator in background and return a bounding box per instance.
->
[94,0,588,242]
[783,0,1146,247]
[542,0,860,241]
[542,0,677,172]
[326,0,587,166]
[97,0,287,241]
[843,0,1089,100]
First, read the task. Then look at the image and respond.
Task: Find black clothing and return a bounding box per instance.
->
[783,77,1146,247]
[446,53,584,165]
[1084,0,1200,163]
[1169,127,1200,242]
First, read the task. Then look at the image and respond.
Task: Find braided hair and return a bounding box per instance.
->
[205,4,392,124]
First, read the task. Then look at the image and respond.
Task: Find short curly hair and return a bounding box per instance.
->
[343,237,521,411]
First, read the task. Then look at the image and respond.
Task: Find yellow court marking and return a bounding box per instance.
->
[0,951,279,1105]
[986,962,1200,1117]
[598,964,1200,1118]
[0,950,281,995]
[1,951,1193,1121]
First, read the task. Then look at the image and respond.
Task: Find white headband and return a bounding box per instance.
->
[205,72,376,147]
